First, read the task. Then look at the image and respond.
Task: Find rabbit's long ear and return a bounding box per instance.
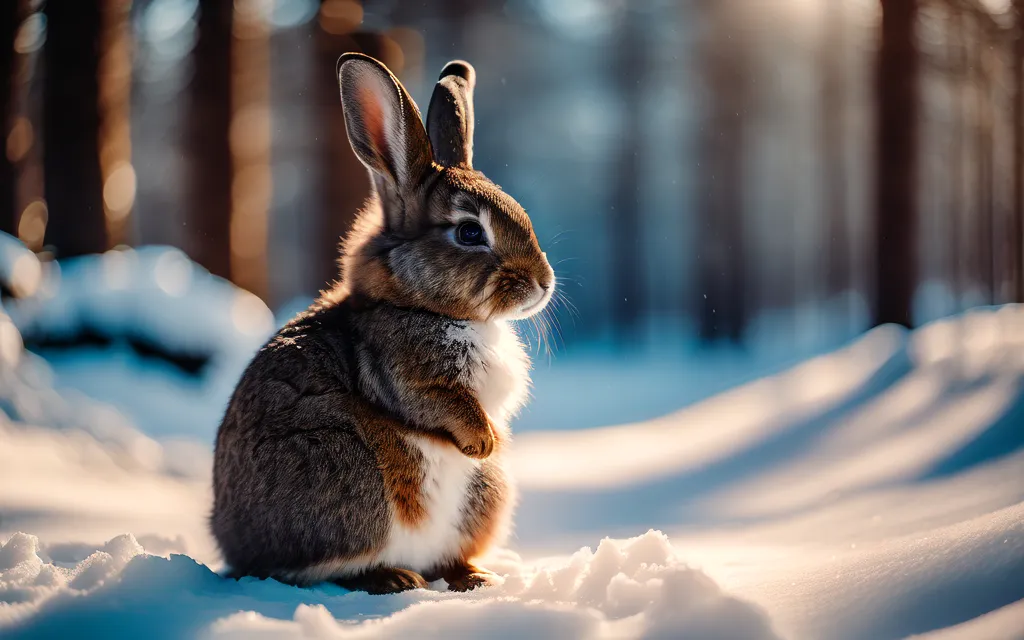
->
[337,53,432,191]
[426,61,476,168]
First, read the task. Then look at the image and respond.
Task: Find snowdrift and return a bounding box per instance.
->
[2,242,274,439]
[1,530,779,639]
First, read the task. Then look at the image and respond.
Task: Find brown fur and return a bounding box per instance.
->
[349,402,426,527]
[211,54,552,595]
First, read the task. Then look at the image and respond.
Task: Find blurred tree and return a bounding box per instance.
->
[230,0,271,301]
[1012,0,1023,301]
[184,0,233,279]
[972,21,996,304]
[0,0,19,237]
[822,1,849,302]
[97,0,134,248]
[439,0,476,57]
[314,25,363,289]
[697,0,748,343]
[267,12,317,303]
[874,0,919,327]
[610,7,645,342]
[43,0,107,256]
[948,6,967,308]
[314,1,404,289]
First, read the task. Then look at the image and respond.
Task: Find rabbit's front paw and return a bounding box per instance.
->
[447,571,499,592]
[453,418,496,459]
[441,562,500,592]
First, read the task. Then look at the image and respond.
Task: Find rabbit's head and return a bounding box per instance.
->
[336,53,554,322]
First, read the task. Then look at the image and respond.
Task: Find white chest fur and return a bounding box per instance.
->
[450,320,531,431]
[376,321,529,572]
[377,435,480,572]
[288,435,483,581]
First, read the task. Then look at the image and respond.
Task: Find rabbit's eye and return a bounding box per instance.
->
[455,221,486,246]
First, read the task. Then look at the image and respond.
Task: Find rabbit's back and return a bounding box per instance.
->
[212,304,391,579]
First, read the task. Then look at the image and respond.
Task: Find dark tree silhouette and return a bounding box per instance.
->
[184,0,233,279]
[1012,0,1024,301]
[42,1,107,256]
[697,1,747,343]
[873,0,919,327]
[972,17,996,303]
[610,7,645,341]
[948,7,967,308]
[0,0,21,237]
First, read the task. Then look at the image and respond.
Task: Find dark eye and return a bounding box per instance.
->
[455,221,486,246]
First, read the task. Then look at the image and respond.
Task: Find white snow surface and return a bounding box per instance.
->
[1,240,1023,639]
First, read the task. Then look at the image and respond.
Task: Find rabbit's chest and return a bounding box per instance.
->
[449,320,531,431]
[373,321,524,573]
[378,435,481,572]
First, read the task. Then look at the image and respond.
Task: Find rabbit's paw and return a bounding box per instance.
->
[452,418,496,459]
[336,567,428,595]
[447,570,499,592]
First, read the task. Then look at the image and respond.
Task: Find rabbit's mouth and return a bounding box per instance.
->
[506,282,552,320]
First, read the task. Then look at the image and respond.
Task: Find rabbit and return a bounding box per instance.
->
[211,53,554,594]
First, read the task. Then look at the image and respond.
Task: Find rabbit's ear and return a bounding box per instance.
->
[337,53,432,191]
[426,61,476,168]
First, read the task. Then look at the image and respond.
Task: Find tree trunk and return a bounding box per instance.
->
[0,0,20,237]
[610,8,645,342]
[1012,0,1024,302]
[974,26,995,303]
[184,0,233,279]
[949,7,966,309]
[229,0,271,300]
[43,0,107,256]
[822,1,850,311]
[315,27,361,291]
[314,25,404,290]
[873,0,919,327]
[697,1,747,343]
[97,0,134,247]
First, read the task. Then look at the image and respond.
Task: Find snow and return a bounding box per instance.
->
[1,236,1023,638]
[908,599,1024,640]
[1,529,778,639]
[3,245,274,440]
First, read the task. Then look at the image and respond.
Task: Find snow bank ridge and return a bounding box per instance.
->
[1,529,780,639]
[213,530,781,639]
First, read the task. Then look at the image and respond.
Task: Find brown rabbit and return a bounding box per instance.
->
[211,53,554,594]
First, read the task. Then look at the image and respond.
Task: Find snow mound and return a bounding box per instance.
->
[0,530,779,640]
[4,244,273,359]
[0,238,275,438]
[0,532,143,628]
[0,320,206,479]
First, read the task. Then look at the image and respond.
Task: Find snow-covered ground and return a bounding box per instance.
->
[1,240,1022,639]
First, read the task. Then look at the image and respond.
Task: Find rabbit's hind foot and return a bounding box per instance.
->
[334,567,428,595]
[437,561,499,592]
